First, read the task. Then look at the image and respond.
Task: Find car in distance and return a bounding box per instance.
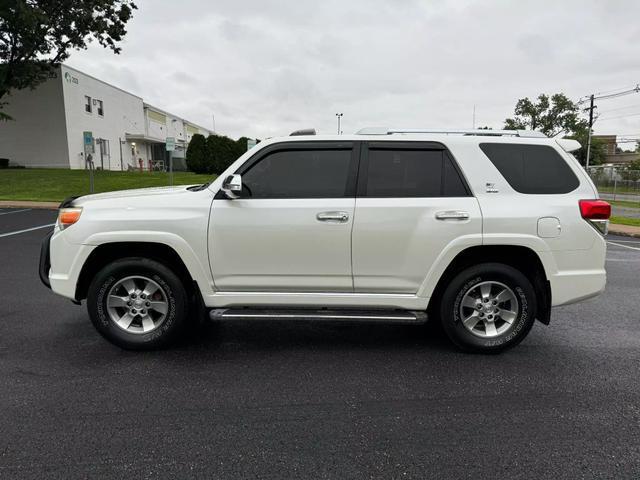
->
[40,127,611,353]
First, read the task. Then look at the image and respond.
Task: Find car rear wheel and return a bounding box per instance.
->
[87,257,188,350]
[439,263,537,353]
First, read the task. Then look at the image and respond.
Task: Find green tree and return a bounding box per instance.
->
[504,93,587,136]
[569,129,607,166]
[504,92,609,166]
[0,0,136,120]
[185,134,207,174]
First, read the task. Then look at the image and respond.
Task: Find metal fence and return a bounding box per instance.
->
[588,167,640,204]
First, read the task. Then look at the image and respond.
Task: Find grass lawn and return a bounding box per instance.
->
[610,216,640,227]
[0,168,215,202]
[608,199,640,209]
[598,186,640,195]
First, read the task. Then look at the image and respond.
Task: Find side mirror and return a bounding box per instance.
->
[221,174,242,198]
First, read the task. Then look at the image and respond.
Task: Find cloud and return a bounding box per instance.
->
[67,0,640,138]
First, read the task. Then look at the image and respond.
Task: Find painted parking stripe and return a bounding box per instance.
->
[0,208,32,216]
[608,238,640,244]
[0,223,55,238]
[607,241,640,251]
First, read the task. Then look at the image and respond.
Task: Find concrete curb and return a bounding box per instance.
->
[0,200,59,210]
[608,224,640,239]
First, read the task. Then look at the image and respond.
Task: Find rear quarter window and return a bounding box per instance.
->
[479,143,580,194]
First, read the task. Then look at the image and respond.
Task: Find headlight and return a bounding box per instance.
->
[58,207,83,230]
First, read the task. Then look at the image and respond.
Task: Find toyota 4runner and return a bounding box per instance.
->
[40,127,611,353]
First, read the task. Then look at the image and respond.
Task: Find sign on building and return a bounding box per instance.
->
[83,131,94,155]
[247,138,257,150]
[165,137,175,152]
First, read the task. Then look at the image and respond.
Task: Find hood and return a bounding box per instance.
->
[72,185,197,206]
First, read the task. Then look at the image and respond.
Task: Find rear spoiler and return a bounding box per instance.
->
[555,138,581,153]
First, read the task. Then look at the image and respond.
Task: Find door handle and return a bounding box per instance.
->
[316,211,349,223]
[435,210,470,220]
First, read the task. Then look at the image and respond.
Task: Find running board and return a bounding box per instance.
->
[209,308,428,324]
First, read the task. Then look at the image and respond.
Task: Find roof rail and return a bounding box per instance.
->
[356,127,547,138]
[290,128,316,136]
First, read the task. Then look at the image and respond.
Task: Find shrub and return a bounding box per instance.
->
[206,134,239,174]
[185,134,207,174]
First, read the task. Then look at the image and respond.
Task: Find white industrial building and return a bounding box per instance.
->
[0,64,213,170]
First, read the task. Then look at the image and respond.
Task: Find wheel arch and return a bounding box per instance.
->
[75,242,199,301]
[427,245,552,325]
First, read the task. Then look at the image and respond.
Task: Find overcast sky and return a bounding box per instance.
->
[67,0,640,144]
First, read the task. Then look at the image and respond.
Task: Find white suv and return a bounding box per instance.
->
[40,128,611,353]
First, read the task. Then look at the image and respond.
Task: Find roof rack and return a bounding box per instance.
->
[356,127,547,138]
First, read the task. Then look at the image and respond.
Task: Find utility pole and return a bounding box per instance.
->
[335,113,343,135]
[585,94,595,170]
[579,83,640,170]
[472,104,476,129]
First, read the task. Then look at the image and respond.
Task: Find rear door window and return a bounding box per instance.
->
[479,143,579,194]
[360,144,470,197]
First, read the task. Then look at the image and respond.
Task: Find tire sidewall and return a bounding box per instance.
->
[441,264,537,352]
[88,258,187,349]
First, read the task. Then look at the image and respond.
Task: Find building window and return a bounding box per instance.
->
[96,99,104,116]
[84,95,92,113]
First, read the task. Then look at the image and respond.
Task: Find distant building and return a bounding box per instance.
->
[0,64,213,170]
[593,134,639,165]
[593,135,617,155]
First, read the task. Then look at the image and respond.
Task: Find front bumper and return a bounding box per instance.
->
[39,230,53,289]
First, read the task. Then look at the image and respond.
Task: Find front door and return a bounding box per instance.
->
[351,141,482,293]
[209,141,359,292]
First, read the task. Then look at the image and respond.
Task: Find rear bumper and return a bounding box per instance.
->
[550,270,606,306]
[546,235,607,307]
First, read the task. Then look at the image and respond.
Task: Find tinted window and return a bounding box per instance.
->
[241,149,352,198]
[479,143,579,194]
[363,148,469,197]
[443,154,469,196]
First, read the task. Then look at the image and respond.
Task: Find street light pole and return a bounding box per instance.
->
[335,113,343,135]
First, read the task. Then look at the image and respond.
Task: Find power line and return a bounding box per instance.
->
[597,103,640,115]
[594,84,640,96]
[598,112,640,122]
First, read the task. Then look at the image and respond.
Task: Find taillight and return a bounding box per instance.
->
[579,199,611,220]
[58,207,82,230]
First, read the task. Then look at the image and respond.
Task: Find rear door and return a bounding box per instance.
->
[209,141,359,292]
[351,141,482,293]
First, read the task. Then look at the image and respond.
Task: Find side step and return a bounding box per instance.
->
[209,308,427,324]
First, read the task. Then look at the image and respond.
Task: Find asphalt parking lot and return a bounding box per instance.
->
[1,208,639,479]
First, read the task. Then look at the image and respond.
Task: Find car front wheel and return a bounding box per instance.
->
[87,257,188,350]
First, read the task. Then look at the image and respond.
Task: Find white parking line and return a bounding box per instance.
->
[607,241,640,251]
[0,208,32,216]
[608,238,640,244]
[0,223,55,238]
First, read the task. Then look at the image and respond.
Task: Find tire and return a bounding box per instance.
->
[439,263,537,353]
[87,257,189,350]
